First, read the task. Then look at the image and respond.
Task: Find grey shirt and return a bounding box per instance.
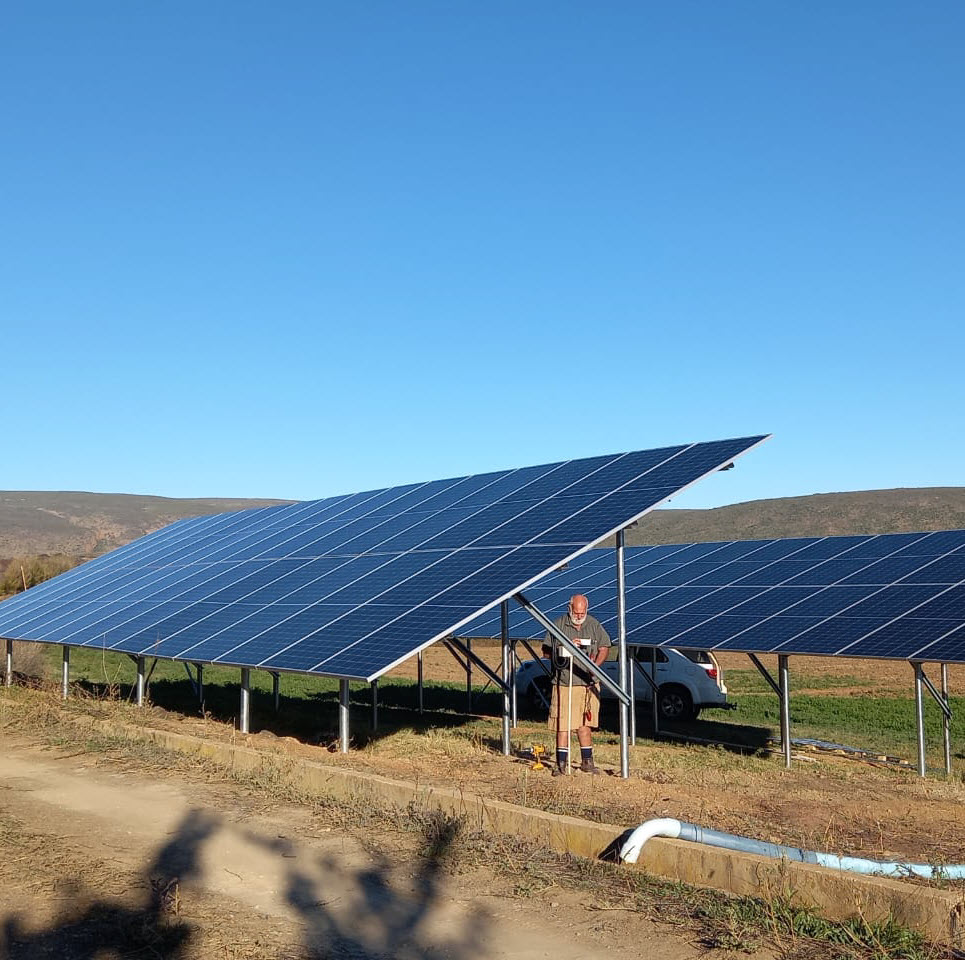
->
[545,613,611,687]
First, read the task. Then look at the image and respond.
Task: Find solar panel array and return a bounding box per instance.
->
[461,530,965,664]
[0,436,766,681]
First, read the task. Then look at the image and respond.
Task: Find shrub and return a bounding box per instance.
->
[3,641,48,681]
[1,555,79,596]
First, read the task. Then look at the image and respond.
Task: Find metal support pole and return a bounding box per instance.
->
[61,646,70,700]
[616,529,629,779]
[466,637,473,713]
[651,646,659,734]
[239,668,250,734]
[509,643,519,730]
[628,648,637,743]
[501,601,511,756]
[417,651,424,714]
[136,656,146,707]
[197,664,204,706]
[914,662,926,777]
[5,637,12,686]
[371,679,378,731]
[273,672,280,712]
[942,663,951,777]
[339,678,350,754]
[778,654,791,769]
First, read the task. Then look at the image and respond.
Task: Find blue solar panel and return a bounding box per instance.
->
[0,436,767,680]
[459,530,965,664]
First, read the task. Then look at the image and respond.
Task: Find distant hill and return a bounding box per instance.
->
[624,487,965,546]
[0,491,290,559]
[1,487,963,563]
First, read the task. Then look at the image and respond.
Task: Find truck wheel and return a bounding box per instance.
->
[658,684,695,721]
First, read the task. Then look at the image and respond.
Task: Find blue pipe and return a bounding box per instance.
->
[619,819,965,880]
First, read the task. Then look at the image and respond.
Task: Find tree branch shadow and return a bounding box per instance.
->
[2,809,218,959]
[3,805,490,960]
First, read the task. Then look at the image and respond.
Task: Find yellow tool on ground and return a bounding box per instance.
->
[531,743,547,770]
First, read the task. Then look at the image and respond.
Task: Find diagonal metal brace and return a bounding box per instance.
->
[444,638,508,693]
[919,666,953,721]
[631,655,659,695]
[145,657,159,687]
[748,653,781,698]
[515,591,630,707]
[516,637,553,678]
[443,640,469,673]
[182,661,200,698]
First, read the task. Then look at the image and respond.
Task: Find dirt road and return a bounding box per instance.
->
[0,731,742,960]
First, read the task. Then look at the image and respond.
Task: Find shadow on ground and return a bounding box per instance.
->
[1,806,486,960]
[73,675,498,749]
[70,672,773,757]
[1,809,212,958]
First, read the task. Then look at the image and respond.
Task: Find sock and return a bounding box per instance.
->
[580,747,593,764]
[556,748,569,768]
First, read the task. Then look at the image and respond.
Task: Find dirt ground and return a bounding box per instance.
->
[379,647,965,866]
[1,646,963,960]
[0,729,761,960]
[277,647,964,871]
[9,644,962,869]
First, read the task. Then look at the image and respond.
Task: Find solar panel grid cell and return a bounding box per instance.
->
[909,624,965,661]
[900,554,965,584]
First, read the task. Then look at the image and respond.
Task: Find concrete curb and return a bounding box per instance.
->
[26,706,965,949]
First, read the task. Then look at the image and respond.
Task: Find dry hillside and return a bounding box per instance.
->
[0,491,289,559]
[625,487,965,545]
[1,487,963,564]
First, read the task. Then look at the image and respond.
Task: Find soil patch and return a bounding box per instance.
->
[0,729,753,960]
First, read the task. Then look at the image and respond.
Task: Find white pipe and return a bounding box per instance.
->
[619,818,683,863]
[619,818,965,879]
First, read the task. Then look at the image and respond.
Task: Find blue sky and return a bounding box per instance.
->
[3,2,962,509]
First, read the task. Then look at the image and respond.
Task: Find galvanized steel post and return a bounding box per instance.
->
[339,678,350,753]
[136,656,146,707]
[778,654,791,769]
[196,664,204,707]
[914,662,926,777]
[501,600,511,756]
[417,651,424,714]
[61,646,70,700]
[273,672,280,712]
[651,646,658,734]
[510,642,518,728]
[466,638,473,713]
[942,663,951,776]
[371,679,378,731]
[616,529,629,779]
[239,668,250,734]
[5,637,12,686]
[628,646,636,743]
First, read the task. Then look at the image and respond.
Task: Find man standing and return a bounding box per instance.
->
[545,593,610,775]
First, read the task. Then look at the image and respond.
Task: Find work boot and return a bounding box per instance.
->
[579,759,601,775]
[551,764,567,777]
